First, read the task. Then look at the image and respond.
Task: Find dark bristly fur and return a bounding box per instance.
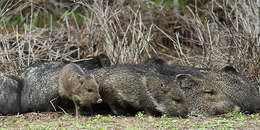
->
[0,73,23,115]
[89,64,188,117]
[20,61,65,113]
[144,56,260,116]
[70,54,111,73]
[19,54,110,114]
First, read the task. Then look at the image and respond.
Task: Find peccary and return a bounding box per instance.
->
[20,61,65,113]
[0,73,23,115]
[175,72,240,116]
[89,65,188,117]
[58,63,102,116]
[218,66,260,113]
[144,56,260,116]
[19,54,110,113]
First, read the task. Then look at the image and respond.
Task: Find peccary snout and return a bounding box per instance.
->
[96,97,103,104]
[248,95,260,113]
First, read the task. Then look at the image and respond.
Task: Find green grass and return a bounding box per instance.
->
[0,0,187,33]
[0,111,260,129]
[0,1,91,33]
[0,1,259,128]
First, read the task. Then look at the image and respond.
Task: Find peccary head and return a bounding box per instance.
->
[69,74,102,106]
[176,72,241,116]
[144,56,260,115]
[97,54,111,67]
[219,66,260,113]
[144,75,188,117]
[159,83,189,117]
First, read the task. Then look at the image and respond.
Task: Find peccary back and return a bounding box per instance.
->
[0,73,23,115]
[20,62,65,113]
[69,54,111,73]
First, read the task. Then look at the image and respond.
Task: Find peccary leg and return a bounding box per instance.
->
[109,104,123,115]
[142,100,164,117]
[144,108,161,116]
[73,99,80,118]
[107,102,127,116]
[84,105,94,115]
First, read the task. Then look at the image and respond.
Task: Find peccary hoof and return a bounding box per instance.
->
[0,73,23,115]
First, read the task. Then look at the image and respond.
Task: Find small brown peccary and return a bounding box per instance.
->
[58,63,102,117]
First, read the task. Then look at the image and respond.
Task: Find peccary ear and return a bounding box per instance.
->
[98,54,111,67]
[76,75,85,85]
[221,66,238,74]
[176,74,201,89]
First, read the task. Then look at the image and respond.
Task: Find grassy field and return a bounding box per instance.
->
[0,112,260,129]
[1,1,260,129]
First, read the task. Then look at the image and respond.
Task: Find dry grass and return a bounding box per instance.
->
[1,0,259,81]
[0,0,260,129]
[79,0,155,64]
[168,0,260,82]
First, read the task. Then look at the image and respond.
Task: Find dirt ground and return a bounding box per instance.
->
[0,112,259,129]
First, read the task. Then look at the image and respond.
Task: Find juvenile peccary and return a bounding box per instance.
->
[0,73,23,115]
[90,65,188,117]
[59,63,102,117]
[144,57,260,116]
[19,54,110,113]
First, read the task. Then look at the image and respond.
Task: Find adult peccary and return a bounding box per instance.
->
[218,66,260,113]
[19,61,65,113]
[59,63,102,117]
[19,54,110,113]
[89,65,188,117]
[0,73,23,115]
[143,56,260,116]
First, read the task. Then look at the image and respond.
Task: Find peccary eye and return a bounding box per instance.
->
[160,83,165,87]
[88,88,93,92]
[173,97,182,103]
[204,90,215,95]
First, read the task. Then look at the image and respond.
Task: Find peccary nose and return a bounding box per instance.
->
[97,98,102,103]
[250,95,260,113]
[96,96,102,103]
